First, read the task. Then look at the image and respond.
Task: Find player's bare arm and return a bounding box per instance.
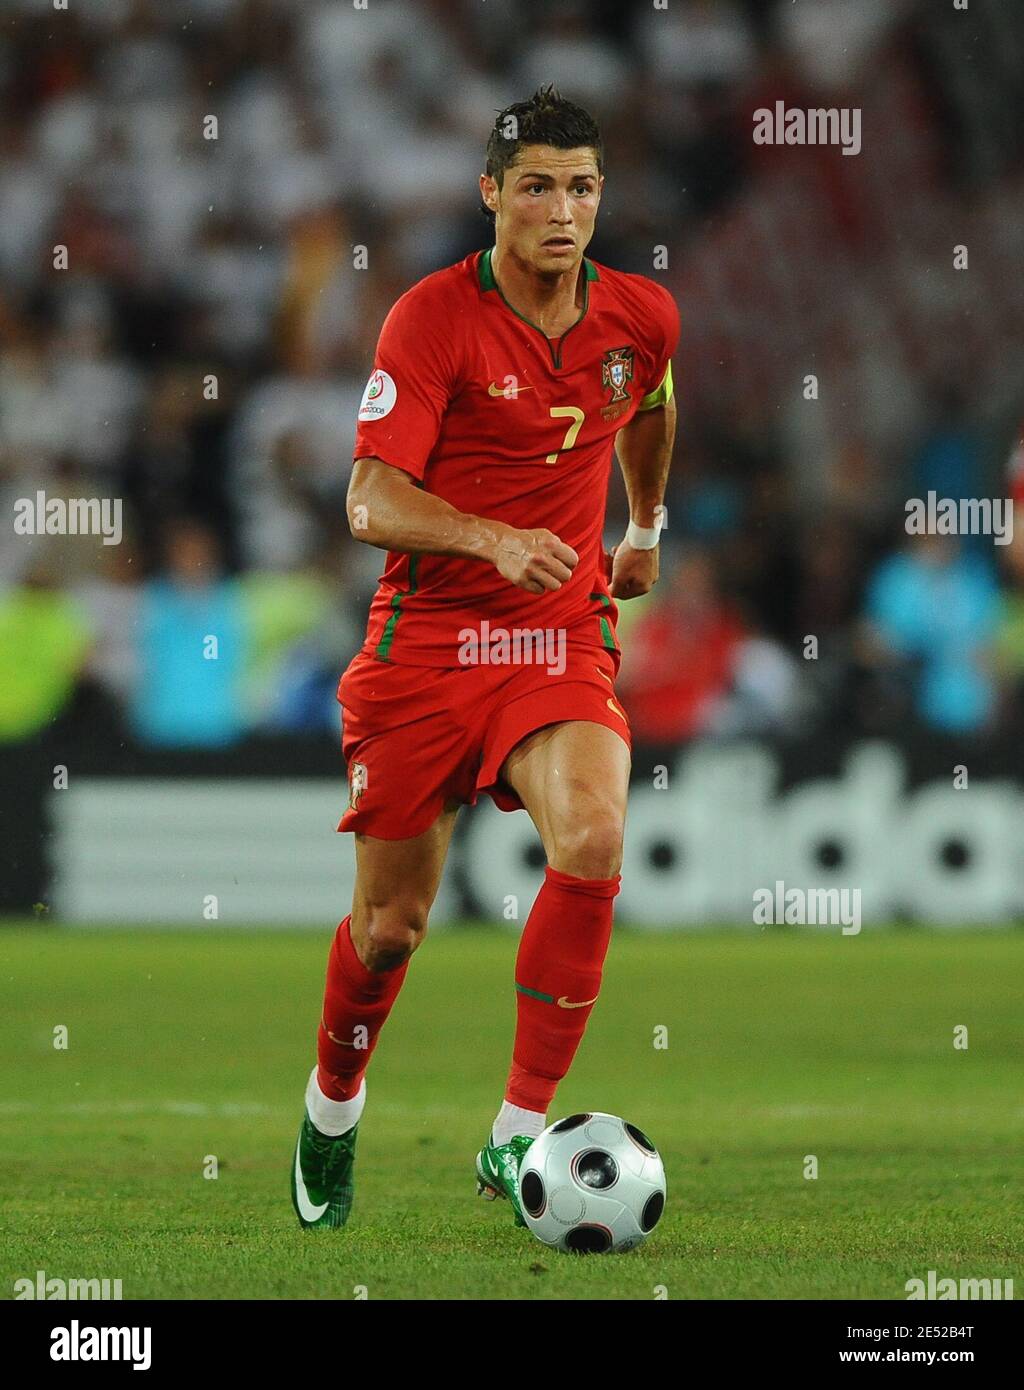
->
[607,391,677,599]
[347,456,578,594]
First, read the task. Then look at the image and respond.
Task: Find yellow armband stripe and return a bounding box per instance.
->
[637,360,674,411]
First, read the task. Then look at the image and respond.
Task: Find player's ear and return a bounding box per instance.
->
[479,172,499,216]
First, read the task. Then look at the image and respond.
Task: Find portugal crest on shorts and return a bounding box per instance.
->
[348,761,368,811]
[602,346,634,404]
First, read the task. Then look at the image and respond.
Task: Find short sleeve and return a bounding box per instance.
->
[353,286,463,480]
[636,284,680,412]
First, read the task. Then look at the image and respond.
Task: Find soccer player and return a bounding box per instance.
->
[291,87,679,1229]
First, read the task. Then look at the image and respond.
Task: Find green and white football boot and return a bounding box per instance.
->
[475,1133,534,1227]
[291,1111,359,1230]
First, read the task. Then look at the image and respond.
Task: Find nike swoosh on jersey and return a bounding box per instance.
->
[293,1138,329,1222]
[557,994,599,1009]
[595,667,613,684]
[487,382,533,397]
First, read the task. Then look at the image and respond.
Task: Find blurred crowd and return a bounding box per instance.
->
[1,0,1023,750]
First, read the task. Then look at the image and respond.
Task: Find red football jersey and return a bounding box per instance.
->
[352,247,680,666]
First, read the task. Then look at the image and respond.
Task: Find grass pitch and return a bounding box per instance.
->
[1,923,1020,1300]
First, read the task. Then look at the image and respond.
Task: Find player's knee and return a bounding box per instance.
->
[550,808,624,880]
[359,900,429,970]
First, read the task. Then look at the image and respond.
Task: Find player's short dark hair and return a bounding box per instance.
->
[481,85,603,223]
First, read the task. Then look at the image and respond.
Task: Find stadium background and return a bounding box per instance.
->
[2,0,1024,1310]
[1,0,1023,926]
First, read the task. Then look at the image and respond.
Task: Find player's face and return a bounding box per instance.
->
[481,145,603,274]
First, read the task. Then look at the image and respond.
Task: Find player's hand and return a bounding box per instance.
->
[606,540,658,599]
[494,528,579,594]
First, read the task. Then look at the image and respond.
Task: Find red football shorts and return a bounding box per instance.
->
[337,641,631,839]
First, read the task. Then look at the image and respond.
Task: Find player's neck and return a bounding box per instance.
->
[490,244,585,338]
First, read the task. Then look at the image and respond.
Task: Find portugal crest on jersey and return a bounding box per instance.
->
[602,346,634,403]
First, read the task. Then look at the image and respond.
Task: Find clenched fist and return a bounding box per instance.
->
[605,540,659,599]
[494,527,579,594]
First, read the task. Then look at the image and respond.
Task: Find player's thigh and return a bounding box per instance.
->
[350,803,460,965]
[501,721,631,877]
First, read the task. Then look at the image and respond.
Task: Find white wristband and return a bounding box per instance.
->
[625,505,666,550]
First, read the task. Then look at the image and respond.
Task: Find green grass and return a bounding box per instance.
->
[1,923,1021,1300]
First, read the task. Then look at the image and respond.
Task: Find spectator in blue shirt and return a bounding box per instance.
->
[863,534,999,733]
[131,521,247,748]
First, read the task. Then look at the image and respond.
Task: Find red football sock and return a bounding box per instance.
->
[505,865,620,1113]
[317,915,409,1101]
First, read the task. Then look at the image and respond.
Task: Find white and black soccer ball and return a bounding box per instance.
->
[518,1112,666,1254]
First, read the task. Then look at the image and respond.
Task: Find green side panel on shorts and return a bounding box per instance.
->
[588,591,617,651]
[375,554,419,661]
[515,981,555,1004]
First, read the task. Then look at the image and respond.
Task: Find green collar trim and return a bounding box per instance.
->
[477,246,599,292]
[477,248,596,367]
[478,246,496,291]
